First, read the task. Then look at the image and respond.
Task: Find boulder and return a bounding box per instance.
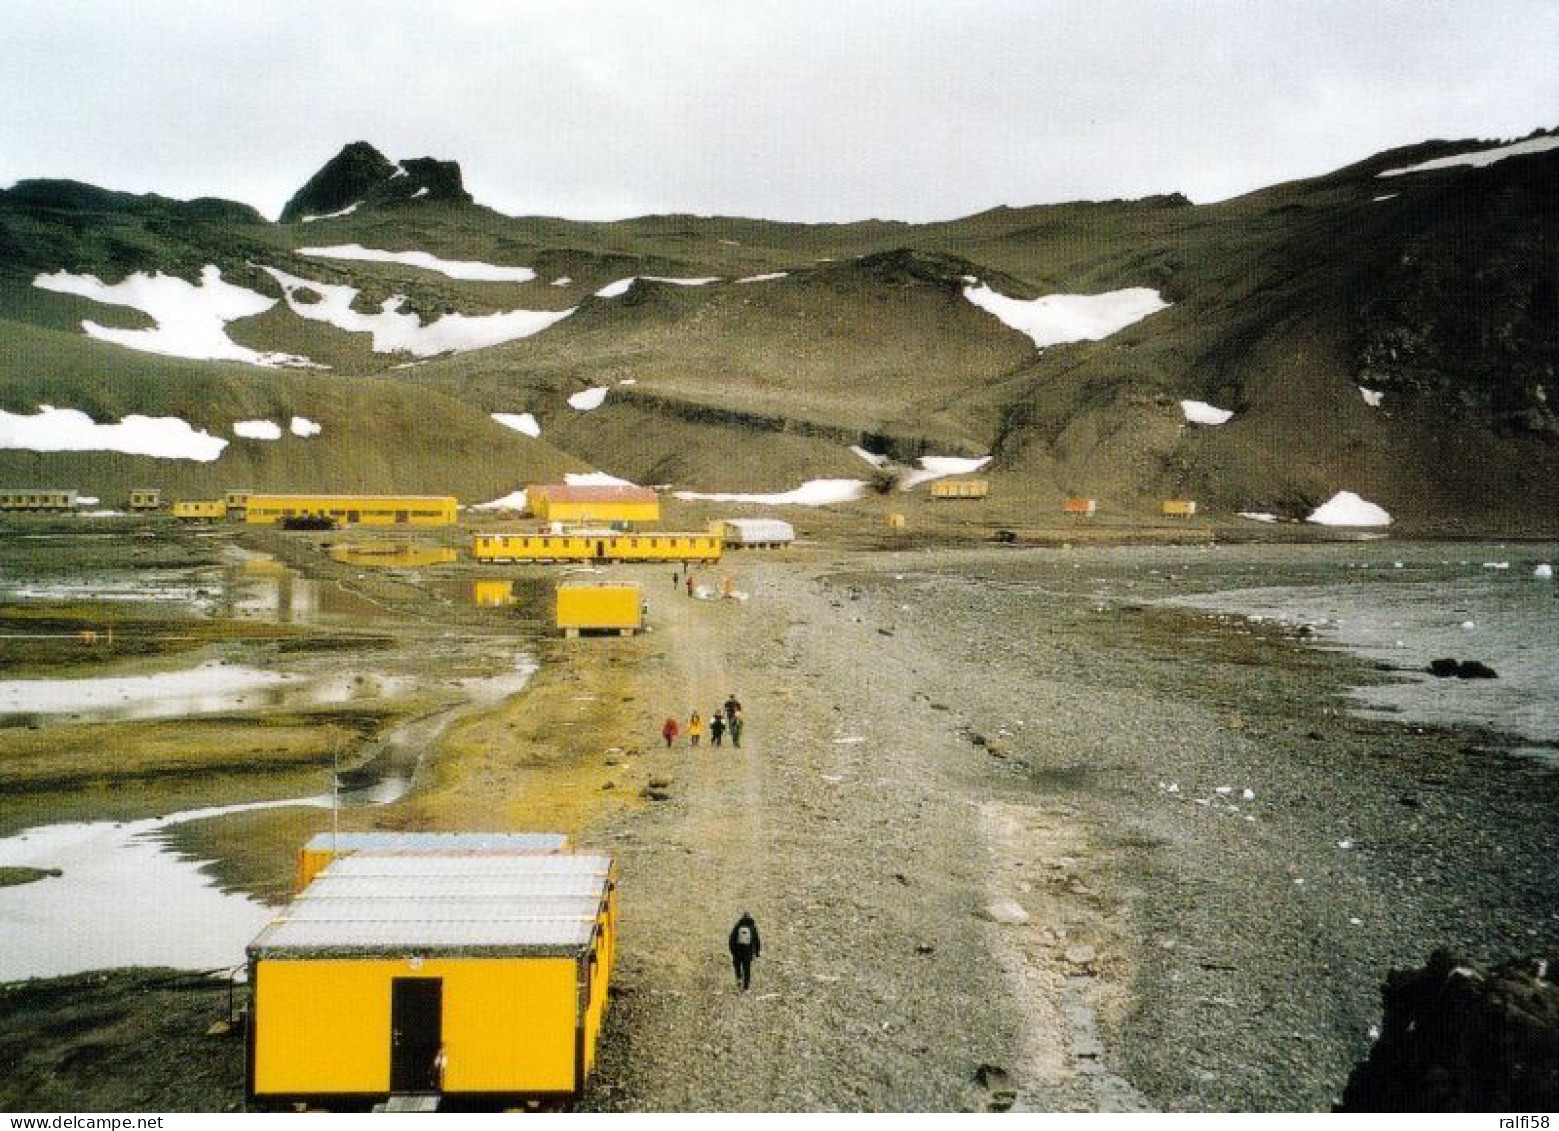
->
[1338,949,1559,1111]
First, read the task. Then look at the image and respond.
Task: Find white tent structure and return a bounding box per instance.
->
[719,518,795,548]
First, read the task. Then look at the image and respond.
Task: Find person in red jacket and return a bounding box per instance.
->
[661,716,680,748]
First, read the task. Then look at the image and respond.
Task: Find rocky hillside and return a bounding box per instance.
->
[1,135,1555,532]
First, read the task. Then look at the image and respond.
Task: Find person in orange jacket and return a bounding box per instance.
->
[661,716,680,747]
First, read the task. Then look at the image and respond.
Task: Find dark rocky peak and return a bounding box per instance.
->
[279,142,473,223]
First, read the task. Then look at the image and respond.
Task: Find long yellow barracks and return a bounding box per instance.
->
[248,843,615,1110]
[473,530,721,563]
[245,494,458,527]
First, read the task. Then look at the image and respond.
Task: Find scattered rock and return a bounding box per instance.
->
[975,1063,1017,1111]
[981,900,1030,925]
[1339,948,1559,1111]
[1064,944,1098,970]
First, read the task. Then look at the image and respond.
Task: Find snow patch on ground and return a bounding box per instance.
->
[233,420,282,441]
[1379,135,1559,177]
[568,387,608,411]
[1307,491,1391,527]
[1238,512,1279,524]
[260,266,573,356]
[472,490,529,511]
[32,266,314,367]
[564,471,639,488]
[738,272,789,283]
[492,412,541,438]
[962,281,1169,348]
[900,455,992,489]
[674,479,867,507]
[593,276,721,297]
[300,202,359,223]
[290,416,322,437]
[1181,400,1234,425]
[298,244,538,282]
[551,276,572,287]
[850,446,889,469]
[1359,387,1384,407]
[1,406,228,461]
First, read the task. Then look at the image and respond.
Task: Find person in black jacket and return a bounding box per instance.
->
[728,912,761,990]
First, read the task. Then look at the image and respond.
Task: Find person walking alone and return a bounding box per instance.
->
[688,710,703,747]
[728,912,761,991]
[661,716,680,748]
[709,711,726,747]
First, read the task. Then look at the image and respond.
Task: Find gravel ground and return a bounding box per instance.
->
[3,538,1553,1112]
[583,543,1559,1111]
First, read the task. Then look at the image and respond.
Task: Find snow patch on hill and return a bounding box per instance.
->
[298,245,538,282]
[674,479,867,507]
[900,455,992,489]
[568,387,608,411]
[32,266,315,367]
[492,412,541,438]
[962,281,1168,348]
[1308,491,1391,527]
[300,203,359,223]
[1379,135,1559,177]
[290,416,322,437]
[2,406,228,461]
[233,420,282,440]
[260,266,573,357]
[594,276,722,298]
[1181,400,1234,425]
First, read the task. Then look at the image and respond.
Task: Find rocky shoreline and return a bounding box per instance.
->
[1,539,1554,1111]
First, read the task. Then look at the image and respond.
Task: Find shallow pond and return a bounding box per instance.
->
[0,655,538,981]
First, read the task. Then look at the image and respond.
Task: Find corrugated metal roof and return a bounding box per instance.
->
[250,852,613,958]
[302,831,568,854]
[722,518,795,541]
[532,484,657,504]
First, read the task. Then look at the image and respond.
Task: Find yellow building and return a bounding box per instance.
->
[245,495,458,527]
[0,489,77,511]
[225,489,253,518]
[556,583,642,637]
[127,488,162,510]
[929,478,990,499]
[249,845,615,1110]
[472,531,721,564]
[1162,500,1198,517]
[528,484,659,526]
[171,500,228,520]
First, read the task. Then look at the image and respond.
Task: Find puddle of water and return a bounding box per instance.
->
[1,572,216,605]
[0,796,330,982]
[0,654,538,980]
[0,661,422,726]
[328,543,458,568]
[221,562,391,624]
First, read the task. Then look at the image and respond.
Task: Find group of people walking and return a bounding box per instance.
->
[662,694,743,749]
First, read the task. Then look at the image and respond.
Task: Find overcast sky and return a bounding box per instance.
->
[5,0,1555,223]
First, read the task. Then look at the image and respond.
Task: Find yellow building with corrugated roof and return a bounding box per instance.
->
[528,484,659,526]
[248,839,614,1110]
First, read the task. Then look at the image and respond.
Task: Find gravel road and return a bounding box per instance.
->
[582,545,1559,1111]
